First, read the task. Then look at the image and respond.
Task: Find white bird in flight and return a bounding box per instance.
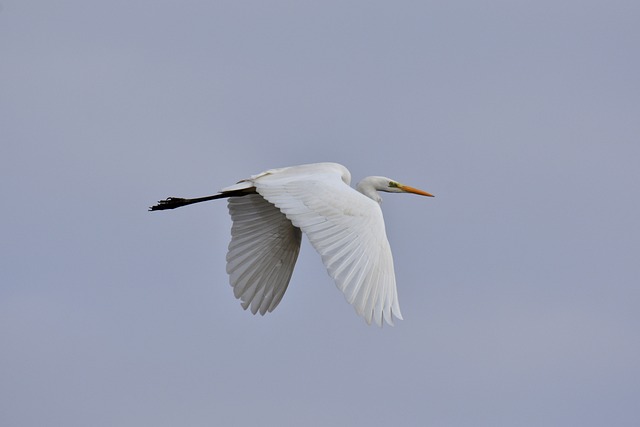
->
[150,162,434,326]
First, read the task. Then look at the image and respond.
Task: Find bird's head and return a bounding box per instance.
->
[384,179,434,197]
[357,176,434,202]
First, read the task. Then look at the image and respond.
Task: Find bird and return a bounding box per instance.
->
[150,162,434,326]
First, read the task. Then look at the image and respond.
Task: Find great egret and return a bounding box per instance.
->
[150,162,433,326]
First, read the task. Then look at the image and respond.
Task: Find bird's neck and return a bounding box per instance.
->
[356,177,383,203]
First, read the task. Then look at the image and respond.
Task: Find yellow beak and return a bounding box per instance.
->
[399,184,434,197]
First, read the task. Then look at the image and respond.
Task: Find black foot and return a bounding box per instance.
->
[149,197,188,211]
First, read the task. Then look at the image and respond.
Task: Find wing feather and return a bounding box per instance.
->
[252,165,402,326]
[226,194,301,315]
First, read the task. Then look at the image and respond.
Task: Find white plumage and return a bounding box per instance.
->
[150,162,434,326]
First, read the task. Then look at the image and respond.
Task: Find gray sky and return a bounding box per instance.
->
[2,1,639,426]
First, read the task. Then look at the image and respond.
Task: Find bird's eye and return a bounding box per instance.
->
[388,181,399,188]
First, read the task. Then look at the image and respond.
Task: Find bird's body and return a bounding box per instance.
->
[150,162,433,326]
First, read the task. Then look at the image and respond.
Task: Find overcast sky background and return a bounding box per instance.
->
[2,1,639,426]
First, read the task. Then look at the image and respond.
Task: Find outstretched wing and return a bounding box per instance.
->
[226,193,302,315]
[252,164,401,326]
